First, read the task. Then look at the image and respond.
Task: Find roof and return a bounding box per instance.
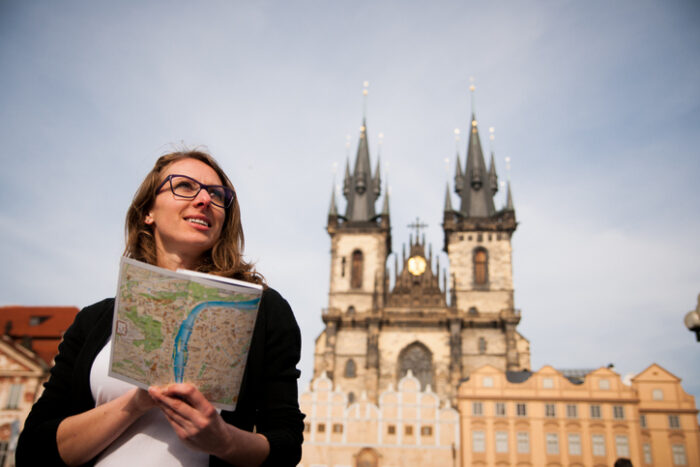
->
[0,306,79,364]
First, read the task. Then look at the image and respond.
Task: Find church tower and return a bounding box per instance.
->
[443,86,530,378]
[317,112,391,402]
[313,85,529,408]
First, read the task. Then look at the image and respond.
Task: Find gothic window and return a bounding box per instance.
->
[474,248,488,285]
[347,306,356,315]
[398,342,433,390]
[341,257,346,277]
[478,337,487,354]
[351,250,363,289]
[348,391,355,404]
[344,359,356,378]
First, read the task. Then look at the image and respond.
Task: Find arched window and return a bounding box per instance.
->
[398,342,433,390]
[355,447,379,467]
[351,250,363,289]
[344,358,356,378]
[474,248,488,285]
[478,337,487,354]
[348,391,356,404]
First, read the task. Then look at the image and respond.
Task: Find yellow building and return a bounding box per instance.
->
[458,364,700,466]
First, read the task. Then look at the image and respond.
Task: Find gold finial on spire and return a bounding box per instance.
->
[505,156,512,181]
[345,134,351,157]
[469,76,476,116]
[378,132,384,156]
[454,127,461,152]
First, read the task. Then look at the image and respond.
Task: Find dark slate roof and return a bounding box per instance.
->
[458,114,498,218]
[505,370,533,383]
[343,119,381,222]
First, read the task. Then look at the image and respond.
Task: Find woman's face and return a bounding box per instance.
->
[146,158,227,270]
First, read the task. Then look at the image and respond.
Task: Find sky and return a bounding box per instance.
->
[1,0,699,407]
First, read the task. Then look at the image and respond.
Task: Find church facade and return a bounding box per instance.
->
[313,106,530,408]
[301,95,531,466]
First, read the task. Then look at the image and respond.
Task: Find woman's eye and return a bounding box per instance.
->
[208,189,224,202]
[174,180,197,192]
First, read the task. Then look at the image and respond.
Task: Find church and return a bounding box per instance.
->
[300,89,531,465]
[299,91,700,467]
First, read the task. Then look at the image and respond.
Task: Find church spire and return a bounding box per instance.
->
[342,84,381,223]
[458,85,497,218]
[505,181,515,211]
[444,182,453,212]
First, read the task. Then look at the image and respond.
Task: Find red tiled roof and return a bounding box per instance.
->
[0,306,80,365]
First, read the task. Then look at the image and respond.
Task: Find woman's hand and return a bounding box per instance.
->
[56,387,156,466]
[149,383,270,466]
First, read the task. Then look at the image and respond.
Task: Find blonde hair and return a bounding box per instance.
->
[124,150,264,285]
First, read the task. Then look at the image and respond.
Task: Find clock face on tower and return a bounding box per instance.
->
[407,256,427,276]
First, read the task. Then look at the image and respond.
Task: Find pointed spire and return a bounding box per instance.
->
[456,82,497,218]
[444,182,453,212]
[343,158,351,197]
[373,155,381,197]
[505,181,515,211]
[328,183,338,216]
[342,85,381,223]
[454,128,463,194]
[382,181,390,216]
[488,152,499,194]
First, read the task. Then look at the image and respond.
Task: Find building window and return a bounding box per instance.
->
[615,435,630,457]
[669,414,681,429]
[545,403,556,418]
[566,404,578,418]
[516,403,527,417]
[332,423,343,434]
[478,337,487,354]
[643,443,653,464]
[545,433,559,455]
[590,405,602,419]
[613,405,625,420]
[405,425,413,436]
[516,432,530,453]
[598,379,610,390]
[398,342,433,390]
[640,414,647,428]
[495,431,508,453]
[542,377,554,388]
[592,434,606,456]
[568,433,582,456]
[5,383,22,409]
[350,250,363,288]
[672,444,687,465]
[482,376,493,388]
[387,424,395,435]
[495,402,506,417]
[317,423,326,433]
[472,401,483,416]
[472,431,485,453]
[473,248,488,285]
[304,422,311,432]
[652,388,663,400]
[348,391,355,404]
[341,257,346,277]
[344,359,356,378]
[421,425,433,436]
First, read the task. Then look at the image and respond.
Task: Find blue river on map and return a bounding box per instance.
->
[172,298,260,383]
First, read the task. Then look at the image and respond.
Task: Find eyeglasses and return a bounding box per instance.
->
[156,174,235,209]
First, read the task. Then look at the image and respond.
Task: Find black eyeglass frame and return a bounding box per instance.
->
[156,174,235,209]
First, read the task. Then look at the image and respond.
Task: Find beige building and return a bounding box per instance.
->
[458,364,700,466]
[300,371,459,467]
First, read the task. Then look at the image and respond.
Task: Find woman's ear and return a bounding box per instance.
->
[145,213,154,225]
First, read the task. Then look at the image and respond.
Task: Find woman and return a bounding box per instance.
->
[16,150,304,466]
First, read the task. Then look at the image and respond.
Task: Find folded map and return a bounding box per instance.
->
[108,257,262,410]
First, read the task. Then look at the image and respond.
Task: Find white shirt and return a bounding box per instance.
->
[89,339,209,466]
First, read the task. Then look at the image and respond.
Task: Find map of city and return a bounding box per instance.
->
[109,257,262,410]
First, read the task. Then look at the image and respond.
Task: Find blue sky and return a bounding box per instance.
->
[1,0,699,406]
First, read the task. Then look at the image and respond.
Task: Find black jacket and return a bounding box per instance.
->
[16,288,304,466]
